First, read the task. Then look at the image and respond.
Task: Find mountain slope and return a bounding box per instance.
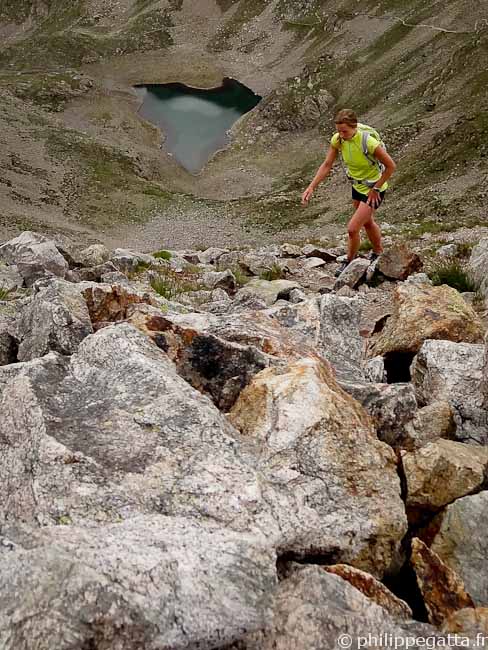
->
[0,0,486,249]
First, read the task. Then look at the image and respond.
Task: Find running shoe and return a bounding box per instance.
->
[334,260,349,277]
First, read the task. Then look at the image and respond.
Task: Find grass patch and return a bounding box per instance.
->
[359,240,373,252]
[401,220,459,239]
[131,260,153,275]
[150,265,203,299]
[216,263,251,286]
[457,242,475,258]
[260,263,284,281]
[0,286,14,300]
[428,259,478,293]
[153,249,172,260]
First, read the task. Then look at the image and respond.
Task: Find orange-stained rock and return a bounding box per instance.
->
[368,283,484,356]
[410,537,474,626]
[376,244,423,280]
[324,564,412,620]
[442,607,488,635]
[79,282,155,325]
[229,356,407,578]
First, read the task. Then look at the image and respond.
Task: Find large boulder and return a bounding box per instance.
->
[0,309,19,366]
[0,325,268,529]
[229,357,407,576]
[234,279,302,307]
[467,237,488,298]
[410,538,474,627]
[73,243,110,268]
[301,244,338,261]
[109,248,155,273]
[402,401,455,450]
[376,244,423,280]
[0,325,403,576]
[411,340,487,443]
[431,492,488,606]
[228,565,436,650]
[368,283,484,357]
[157,307,318,365]
[338,380,417,448]
[268,295,366,380]
[201,269,237,293]
[198,246,229,265]
[126,303,272,411]
[77,281,154,325]
[238,252,286,277]
[0,231,68,286]
[77,261,118,282]
[442,607,488,635]
[0,515,276,650]
[0,264,23,291]
[402,440,488,512]
[15,279,93,361]
[483,335,488,409]
[334,258,370,290]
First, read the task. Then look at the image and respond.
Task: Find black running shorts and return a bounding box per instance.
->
[352,186,386,207]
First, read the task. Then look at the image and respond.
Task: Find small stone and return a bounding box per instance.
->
[304,256,326,269]
[301,244,337,261]
[436,244,458,258]
[334,258,370,290]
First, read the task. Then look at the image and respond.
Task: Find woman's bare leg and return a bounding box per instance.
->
[363,213,383,254]
[347,202,376,261]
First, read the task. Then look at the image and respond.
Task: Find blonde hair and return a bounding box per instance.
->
[334,109,358,126]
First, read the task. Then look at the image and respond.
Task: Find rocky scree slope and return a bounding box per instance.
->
[0,0,487,248]
[1,230,488,648]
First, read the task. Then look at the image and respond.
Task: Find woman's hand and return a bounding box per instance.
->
[302,186,314,205]
[366,189,381,209]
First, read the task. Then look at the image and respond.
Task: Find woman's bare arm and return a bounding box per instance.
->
[366,146,397,208]
[372,146,396,187]
[302,146,338,205]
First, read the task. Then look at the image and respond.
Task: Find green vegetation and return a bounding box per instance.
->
[56,514,73,526]
[359,240,373,252]
[260,263,284,281]
[0,286,13,300]
[153,250,172,260]
[131,260,153,276]
[150,265,203,299]
[428,259,478,293]
[215,261,251,286]
[401,220,459,239]
[456,242,475,258]
[231,266,251,286]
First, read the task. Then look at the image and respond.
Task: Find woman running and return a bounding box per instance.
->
[302,109,396,276]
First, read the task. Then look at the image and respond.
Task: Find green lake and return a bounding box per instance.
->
[135,78,261,174]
